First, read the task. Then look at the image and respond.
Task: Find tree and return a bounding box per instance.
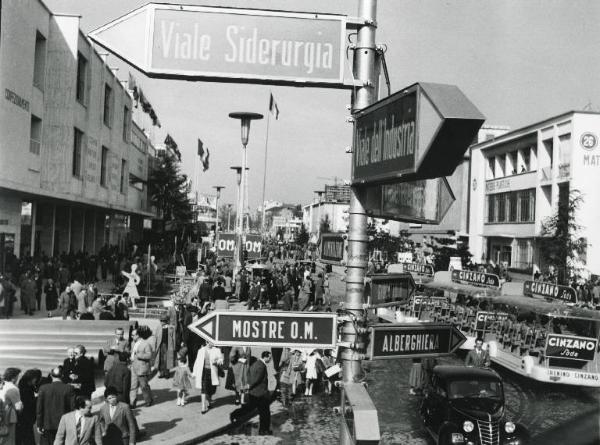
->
[538,189,587,284]
[428,235,471,272]
[366,221,414,262]
[319,214,331,234]
[148,153,194,231]
[295,223,309,246]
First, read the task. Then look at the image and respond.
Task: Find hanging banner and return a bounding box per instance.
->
[320,233,345,265]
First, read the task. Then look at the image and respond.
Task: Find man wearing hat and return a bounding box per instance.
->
[153,315,176,378]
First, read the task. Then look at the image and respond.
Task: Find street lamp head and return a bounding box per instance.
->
[229,112,263,147]
[213,185,225,198]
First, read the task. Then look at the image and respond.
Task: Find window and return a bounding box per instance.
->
[508,193,518,222]
[30,115,42,155]
[76,52,87,104]
[123,106,131,141]
[487,195,495,222]
[519,190,532,222]
[100,146,109,187]
[497,193,507,222]
[103,84,112,127]
[33,31,46,90]
[72,128,83,177]
[120,159,127,194]
[487,189,535,224]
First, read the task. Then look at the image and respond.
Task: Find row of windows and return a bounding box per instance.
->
[486,189,535,223]
[77,52,131,141]
[72,127,128,194]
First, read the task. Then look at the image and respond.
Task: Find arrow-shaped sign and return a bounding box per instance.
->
[357,176,455,224]
[188,310,337,349]
[367,273,416,307]
[352,82,484,185]
[368,323,466,360]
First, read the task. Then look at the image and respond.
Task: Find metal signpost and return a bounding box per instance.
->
[523,280,578,304]
[368,323,466,360]
[188,310,338,349]
[88,4,348,88]
[320,233,346,265]
[451,269,501,289]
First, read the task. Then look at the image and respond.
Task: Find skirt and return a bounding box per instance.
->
[201,367,216,395]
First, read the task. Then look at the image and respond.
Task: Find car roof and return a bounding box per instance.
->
[433,365,501,381]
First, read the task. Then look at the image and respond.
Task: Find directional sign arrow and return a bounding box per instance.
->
[358,176,455,224]
[352,82,485,185]
[188,310,337,349]
[88,3,348,88]
[368,323,466,360]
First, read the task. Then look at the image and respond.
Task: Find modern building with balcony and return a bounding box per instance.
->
[0,0,156,258]
[468,111,600,275]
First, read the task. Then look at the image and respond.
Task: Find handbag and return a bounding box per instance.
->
[217,364,225,378]
[224,366,236,391]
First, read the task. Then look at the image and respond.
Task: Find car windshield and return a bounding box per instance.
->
[448,379,503,399]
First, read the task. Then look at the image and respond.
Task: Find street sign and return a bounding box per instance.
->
[451,269,500,289]
[523,280,578,304]
[351,82,485,185]
[401,262,434,277]
[188,310,337,348]
[216,233,262,259]
[320,233,345,265]
[89,4,347,87]
[358,177,455,224]
[368,323,466,360]
[474,311,509,330]
[367,273,415,307]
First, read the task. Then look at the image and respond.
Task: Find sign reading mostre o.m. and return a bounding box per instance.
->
[89,4,346,86]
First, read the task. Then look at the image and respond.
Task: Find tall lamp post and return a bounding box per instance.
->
[313,190,325,234]
[212,185,225,250]
[226,204,233,231]
[229,112,263,275]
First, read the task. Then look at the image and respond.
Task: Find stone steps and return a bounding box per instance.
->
[0,319,135,372]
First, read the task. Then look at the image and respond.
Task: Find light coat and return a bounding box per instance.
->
[193,346,223,388]
[131,338,153,376]
[53,411,102,445]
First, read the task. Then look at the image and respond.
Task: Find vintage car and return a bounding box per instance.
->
[420,365,529,445]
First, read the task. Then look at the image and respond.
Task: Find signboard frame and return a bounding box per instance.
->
[523,280,578,304]
[368,273,416,307]
[401,262,434,277]
[451,269,500,289]
[89,3,350,88]
[368,322,466,360]
[188,310,338,349]
[320,233,346,265]
[544,334,598,362]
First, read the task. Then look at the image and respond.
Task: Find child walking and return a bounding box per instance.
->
[173,356,193,406]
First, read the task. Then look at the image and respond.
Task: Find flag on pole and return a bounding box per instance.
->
[197,139,204,158]
[164,134,181,161]
[269,93,279,120]
[202,148,210,171]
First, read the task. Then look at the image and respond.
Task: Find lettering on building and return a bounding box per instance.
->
[4,88,29,112]
[583,154,600,166]
[485,178,511,193]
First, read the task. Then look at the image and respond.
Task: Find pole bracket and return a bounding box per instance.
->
[346,17,378,29]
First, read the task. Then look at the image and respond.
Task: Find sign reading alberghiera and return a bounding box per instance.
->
[523,280,577,304]
[451,270,500,289]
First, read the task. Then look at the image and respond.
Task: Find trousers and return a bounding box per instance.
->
[130,371,152,407]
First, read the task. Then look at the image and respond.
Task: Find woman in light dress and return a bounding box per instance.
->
[121,264,140,309]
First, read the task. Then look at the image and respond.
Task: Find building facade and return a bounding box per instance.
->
[468,111,600,275]
[0,0,155,258]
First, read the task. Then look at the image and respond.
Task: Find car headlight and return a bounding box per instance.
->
[463,420,475,433]
[505,421,516,433]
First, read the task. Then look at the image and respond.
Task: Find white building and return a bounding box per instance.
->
[0,0,156,257]
[468,111,600,275]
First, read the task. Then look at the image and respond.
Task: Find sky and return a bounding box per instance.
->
[45,0,600,209]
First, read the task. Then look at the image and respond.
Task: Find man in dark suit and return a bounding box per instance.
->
[73,345,96,398]
[98,386,137,445]
[54,396,103,445]
[235,350,272,435]
[105,352,132,405]
[36,367,75,445]
[465,338,491,368]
